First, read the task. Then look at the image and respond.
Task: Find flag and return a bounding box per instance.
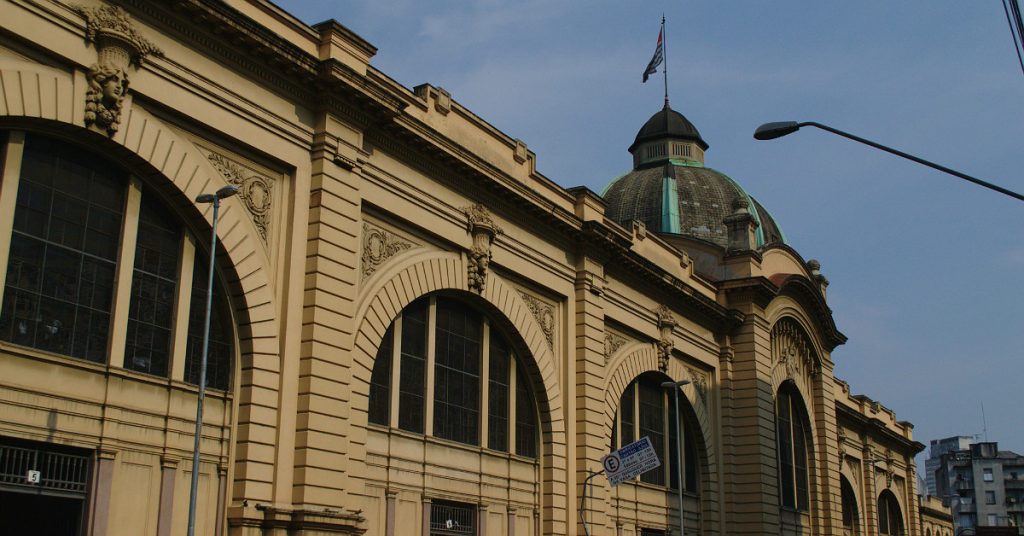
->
[643,27,664,83]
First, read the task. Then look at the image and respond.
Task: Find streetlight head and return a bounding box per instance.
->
[195,193,216,203]
[215,185,240,199]
[661,380,691,389]
[754,121,801,141]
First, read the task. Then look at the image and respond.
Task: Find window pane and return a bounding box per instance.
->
[487,334,509,451]
[432,299,481,445]
[777,389,795,508]
[125,193,180,377]
[0,135,124,362]
[185,253,233,390]
[620,386,635,446]
[398,299,428,433]
[793,401,809,511]
[639,378,665,485]
[515,362,537,458]
[368,327,393,426]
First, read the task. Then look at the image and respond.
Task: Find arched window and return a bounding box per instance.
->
[610,372,699,492]
[367,294,539,458]
[841,475,859,534]
[0,132,234,389]
[878,490,903,535]
[776,381,810,510]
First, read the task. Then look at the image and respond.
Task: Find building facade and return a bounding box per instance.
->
[0,1,925,535]
[926,437,974,497]
[918,495,954,536]
[934,442,1024,534]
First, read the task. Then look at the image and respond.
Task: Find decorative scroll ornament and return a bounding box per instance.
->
[604,332,627,362]
[655,305,677,372]
[362,224,416,278]
[687,368,708,403]
[518,291,554,348]
[206,153,274,243]
[463,204,502,294]
[74,5,162,137]
[770,318,821,380]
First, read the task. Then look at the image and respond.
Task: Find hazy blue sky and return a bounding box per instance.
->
[276,1,1024,469]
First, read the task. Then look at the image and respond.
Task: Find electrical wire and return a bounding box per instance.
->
[1004,0,1024,79]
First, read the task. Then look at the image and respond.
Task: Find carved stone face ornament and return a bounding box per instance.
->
[74,5,162,136]
[463,204,502,294]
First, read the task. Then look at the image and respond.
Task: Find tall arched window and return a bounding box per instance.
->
[776,381,810,510]
[610,372,699,492]
[841,475,860,535]
[0,132,234,389]
[878,490,904,535]
[367,294,539,458]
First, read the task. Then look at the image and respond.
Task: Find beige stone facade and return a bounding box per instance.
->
[918,495,954,536]
[0,1,925,535]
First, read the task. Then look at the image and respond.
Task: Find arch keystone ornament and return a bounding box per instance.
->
[463,203,502,293]
[655,305,677,372]
[73,5,162,137]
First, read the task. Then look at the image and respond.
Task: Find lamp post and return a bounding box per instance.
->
[187,184,238,536]
[753,121,1024,202]
[661,379,691,536]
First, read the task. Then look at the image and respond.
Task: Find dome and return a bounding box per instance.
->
[604,105,785,249]
[628,103,709,154]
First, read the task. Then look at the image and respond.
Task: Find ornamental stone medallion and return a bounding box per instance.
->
[73,5,162,137]
[205,152,274,244]
[361,223,416,278]
[604,331,628,363]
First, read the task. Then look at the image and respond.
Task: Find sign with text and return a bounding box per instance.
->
[602,436,661,486]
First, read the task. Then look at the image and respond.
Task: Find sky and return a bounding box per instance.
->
[275,1,1024,471]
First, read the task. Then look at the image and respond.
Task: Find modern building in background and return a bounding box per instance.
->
[0,1,929,535]
[926,436,975,496]
[933,442,1024,534]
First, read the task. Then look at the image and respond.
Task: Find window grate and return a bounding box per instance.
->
[430,500,475,536]
[0,444,90,494]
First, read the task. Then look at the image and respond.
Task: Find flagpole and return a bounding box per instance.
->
[662,15,669,107]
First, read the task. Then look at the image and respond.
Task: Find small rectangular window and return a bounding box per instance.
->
[984,468,994,482]
[986,490,997,505]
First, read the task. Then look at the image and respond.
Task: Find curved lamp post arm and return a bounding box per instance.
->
[754,121,1024,202]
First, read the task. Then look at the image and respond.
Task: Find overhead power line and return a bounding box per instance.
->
[1002,0,1024,79]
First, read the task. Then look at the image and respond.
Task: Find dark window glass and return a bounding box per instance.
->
[515,362,537,458]
[125,192,180,377]
[0,135,124,362]
[878,492,902,535]
[368,327,393,426]
[684,417,698,493]
[777,388,795,508]
[185,253,233,390]
[667,396,697,492]
[433,299,481,445]
[638,378,665,485]
[793,403,809,511]
[842,478,858,528]
[398,298,428,433]
[620,386,635,446]
[669,394,680,489]
[487,334,509,451]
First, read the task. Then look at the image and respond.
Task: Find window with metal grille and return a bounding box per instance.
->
[368,326,393,426]
[430,500,475,536]
[184,253,234,391]
[488,335,509,451]
[0,441,90,496]
[515,361,538,458]
[399,298,429,434]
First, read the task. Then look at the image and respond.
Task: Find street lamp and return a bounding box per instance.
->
[187,184,238,536]
[661,379,692,536]
[753,121,1024,202]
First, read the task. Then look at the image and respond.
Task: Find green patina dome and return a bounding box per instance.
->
[603,105,785,249]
